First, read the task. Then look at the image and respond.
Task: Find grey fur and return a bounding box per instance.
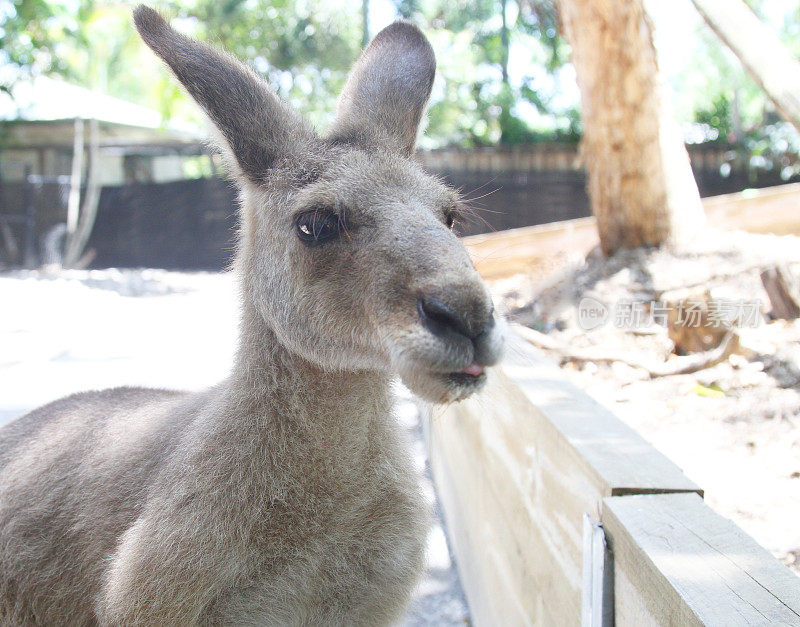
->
[0,6,503,625]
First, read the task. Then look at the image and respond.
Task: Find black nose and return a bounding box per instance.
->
[418,295,493,342]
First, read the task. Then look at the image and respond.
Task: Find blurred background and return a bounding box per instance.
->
[1,0,799,269]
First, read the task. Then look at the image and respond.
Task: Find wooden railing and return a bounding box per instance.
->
[425,331,800,625]
[461,182,800,280]
[417,143,738,175]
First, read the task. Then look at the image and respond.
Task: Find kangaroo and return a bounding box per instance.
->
[0,6,503,625]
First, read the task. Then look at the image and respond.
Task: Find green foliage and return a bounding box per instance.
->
[3,0,795,159]
[674,1,800,178]
[514,0,563,72]
[163,0,362,129]
[0,0,576,146]
[695,93,733,141]
[745,118,800,179]
[0,0,89,94]
[408,0,576,147]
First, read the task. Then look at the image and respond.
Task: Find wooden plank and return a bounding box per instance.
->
[462,183,800,280]
[430,367,590,625]
[703,182,800,236]
[604,492,800,626]
[427,330,700,626]
[462,216,598,280]
[428,395,542,624]
[761,265,800,319]
[501,330,701,496]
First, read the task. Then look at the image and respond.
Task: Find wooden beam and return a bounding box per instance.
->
[604,492,800,625]
[426,331,699,625]
[462,216,598,280]
[462,183,800,281]
[701,182,800,236]
[760,265,800,320]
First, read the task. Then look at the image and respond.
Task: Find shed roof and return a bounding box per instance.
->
[0,75,203,139]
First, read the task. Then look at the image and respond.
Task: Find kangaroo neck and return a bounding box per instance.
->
[230,293,393,435]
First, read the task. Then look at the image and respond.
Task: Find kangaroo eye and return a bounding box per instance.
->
[445,212,456,229]
[295,210,343,245]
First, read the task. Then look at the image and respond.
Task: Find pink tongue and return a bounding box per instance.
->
[460,363,484,377]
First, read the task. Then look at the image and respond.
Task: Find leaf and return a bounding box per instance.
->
[690,383,726,398]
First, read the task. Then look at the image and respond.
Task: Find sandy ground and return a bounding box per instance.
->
[0,269,469,625]
[496,230,800,574]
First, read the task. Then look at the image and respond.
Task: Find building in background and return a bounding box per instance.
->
[0,75,211,185]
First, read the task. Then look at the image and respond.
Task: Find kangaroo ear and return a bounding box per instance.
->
[327,21,435,156]
[133,5,312,182]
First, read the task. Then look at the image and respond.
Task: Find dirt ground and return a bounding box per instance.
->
[493,229,800,574]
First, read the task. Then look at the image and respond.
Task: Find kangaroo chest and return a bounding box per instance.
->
[208,439,428,624]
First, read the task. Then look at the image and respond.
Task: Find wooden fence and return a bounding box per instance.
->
[2,144,797,269]
[426,330,800,625]
[419,144,800,236]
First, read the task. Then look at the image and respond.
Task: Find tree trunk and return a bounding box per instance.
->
[361,0,370,49]
[557,0,706,255]
[65,118,101,269]
[691,0,800,134]
[66,118,84,239]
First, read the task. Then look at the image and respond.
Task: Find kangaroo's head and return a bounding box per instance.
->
[134,6,503,403]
